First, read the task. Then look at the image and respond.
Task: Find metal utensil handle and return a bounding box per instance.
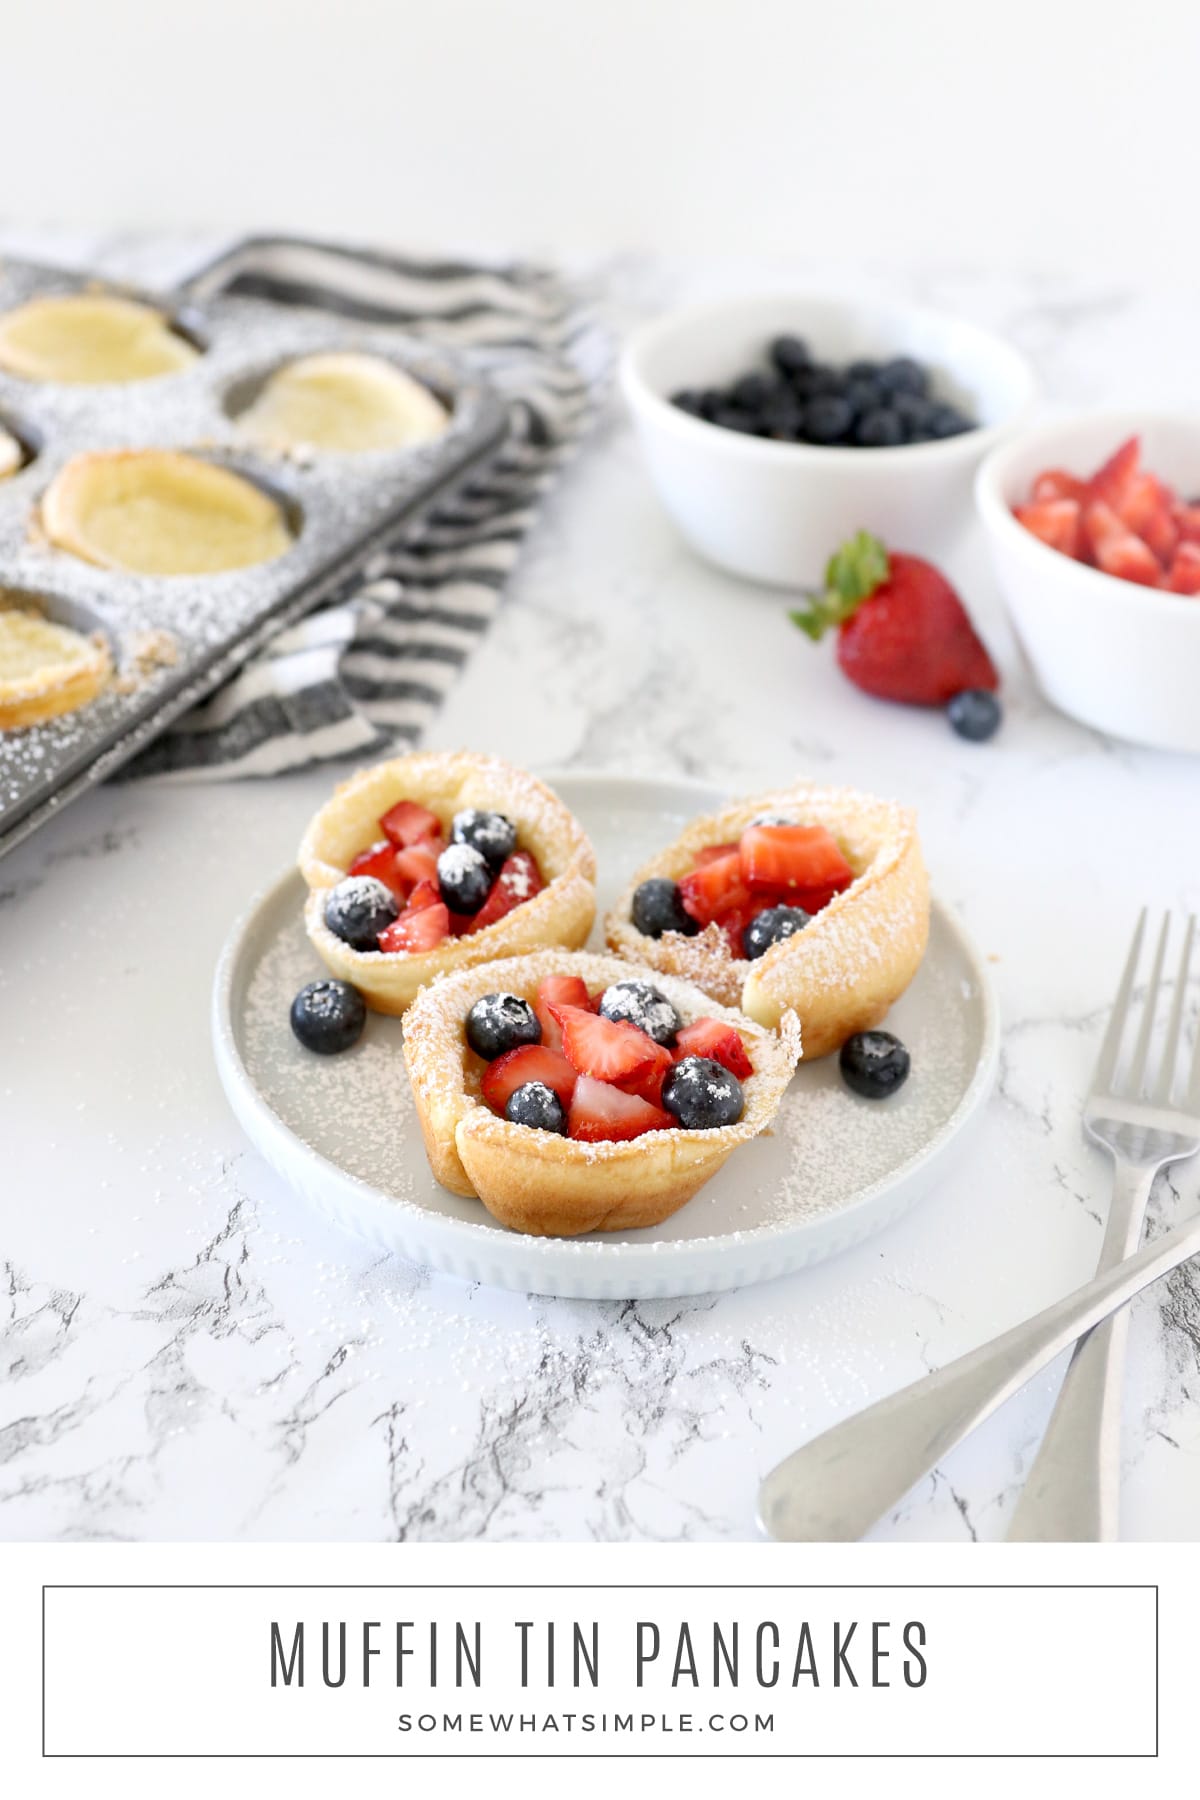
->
[757,1205,1200,1542]
[1006,1160,1158,1541]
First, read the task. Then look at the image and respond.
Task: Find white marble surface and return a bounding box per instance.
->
[2,234,1199,1543]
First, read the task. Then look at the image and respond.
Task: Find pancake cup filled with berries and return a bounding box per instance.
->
[402,950,801,1237]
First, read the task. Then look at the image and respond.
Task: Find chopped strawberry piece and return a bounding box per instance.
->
[567,1075,673,1143]
[481,1044,577,1114]
[533,974,591,1052]
[377,900,450,954]
[679,851,751,928]
[1164,542,1200,595]
[1084,502,1161,586]
[1088,435,1141,509]
[1032,468,1089,504]
[794,880,851,915]
[674,1017,754,1079]
[616,1059,670,1106]
[719,900,759,959]
[468,850,544,933]
[739,824,854,894]
[379,799,443,848]
[1013,499,1082,559]
[1118,472,1178,565]
[404,879,442,912]
[549,1003,663,1084]
[391,843,440,894]
[694,840,741,867]
[1173,503,1200,544]
[348,839,404,892]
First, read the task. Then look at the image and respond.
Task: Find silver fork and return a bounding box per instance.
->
[1008,911,1196,1539]
[758,910,1200,1543]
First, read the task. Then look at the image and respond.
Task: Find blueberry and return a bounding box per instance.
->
[504,1080,567,1134]
[631,878,698,939]
[893,392,938,439]
[437,843,492,914]
[847,359,881,381]
[599,979,682,1047]
[324,876,399,951]
[670,388,704,415]
[844,377,884,417]
[711,404,758,434]
[927,403,974,438]
[466,991,542,1060]
[803,395,853,444]
[770,334,811,376]
[661,1056,745,1129]
[731,372,771,411]
[878,357,929,397]
[947,687,1003,742]
[761,394,805,440]
[743,904,811,961]
[451,807,517,870]
[747,811,794,827]
[698,388,725,421]
[796,364,843,400]
[839,1029,911,1099]
[854,407,905,447]
[289,979,366,1055]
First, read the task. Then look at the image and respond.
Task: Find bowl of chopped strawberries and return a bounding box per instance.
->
[976,412,1200,752]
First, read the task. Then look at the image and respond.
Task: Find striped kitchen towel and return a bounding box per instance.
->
[129,245,608,780]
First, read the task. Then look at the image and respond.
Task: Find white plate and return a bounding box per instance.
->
[212,772,999,1299]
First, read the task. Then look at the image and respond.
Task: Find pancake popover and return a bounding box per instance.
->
[605,780,929,1058]
[299,751,597,1015]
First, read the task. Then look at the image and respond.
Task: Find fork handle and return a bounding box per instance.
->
[757,1202,1200,1542]
[1006,1161,1159,1542]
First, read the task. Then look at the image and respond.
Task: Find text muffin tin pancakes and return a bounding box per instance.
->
[0,252,508,860]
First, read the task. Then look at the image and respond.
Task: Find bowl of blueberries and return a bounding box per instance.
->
[621,291,1036,586]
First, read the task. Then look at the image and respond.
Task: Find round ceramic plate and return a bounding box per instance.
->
[212,772,999,1299]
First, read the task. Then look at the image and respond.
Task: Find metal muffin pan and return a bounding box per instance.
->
[0,250,509,860]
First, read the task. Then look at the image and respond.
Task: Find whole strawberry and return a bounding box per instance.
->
[790,532,998,706]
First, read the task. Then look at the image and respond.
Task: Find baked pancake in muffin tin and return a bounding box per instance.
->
[0,251,508,859]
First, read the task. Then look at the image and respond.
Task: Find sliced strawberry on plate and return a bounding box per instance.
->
[377,900,450,953]
[1173,503,1200,544]
[348,838,403,892]
[674,1016,754,1078]
[1013,499,1082,559]
[567,1075,673,1143]
[740,823,854,894]
[468,850,544,933]
[1032,468,1089,505]
[533,973,591,1052]
[678,850,751,928]
[694,840,741,867]
[1118,472,1179,565]
[1163,542,1200,595]
[611,1036,673,1102]
[549,1003,662,1083]
[379,799,443,848]
[1088,435,1141,509]
[1084,502,1162,586]
[391,842,440,894]
[404,878,442,912]
[481,1043,577,1114]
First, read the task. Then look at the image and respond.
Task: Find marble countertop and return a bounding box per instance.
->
[2,234,1199,1543]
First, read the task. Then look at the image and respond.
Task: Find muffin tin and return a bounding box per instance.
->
[0,245,509,860]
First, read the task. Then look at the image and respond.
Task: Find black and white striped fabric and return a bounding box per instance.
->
[129,251,607,780]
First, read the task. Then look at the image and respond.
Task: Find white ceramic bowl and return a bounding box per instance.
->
[976,410,1200,754]
[621,291,1037,586]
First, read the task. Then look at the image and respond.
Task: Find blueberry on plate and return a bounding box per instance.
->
[437,843,493,914]
[839,1030,911,1099]
[451,807,517,870]
[290,979,367,1055]
[599,979,682,1047]
[504,1080,567,1134]
[662,1056,745,1129]
[466,992,542,1060]
[631,877,698,939]
[743,904,811,961]
[947,688,1003,742]
[324,875,399,951]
